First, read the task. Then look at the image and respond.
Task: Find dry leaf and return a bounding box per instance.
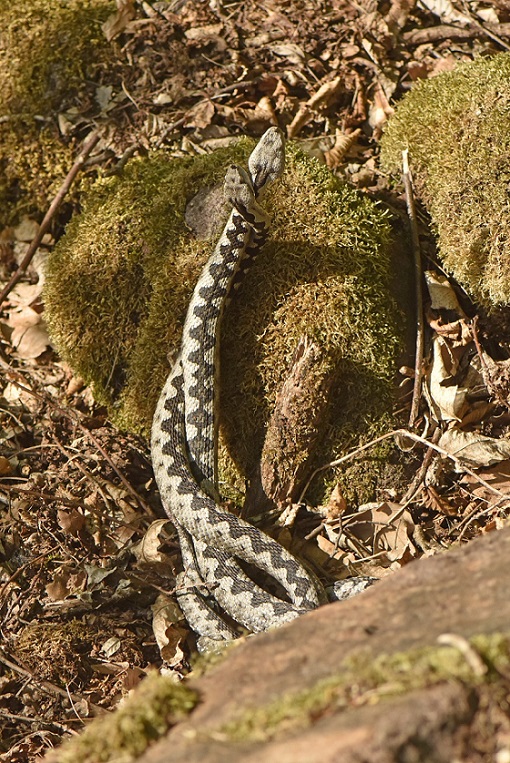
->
[317,533,342,560]
[46,572,71,602]
[346,502,416,565]
[185,23,224,41]
[425,270,466,314]
[9,308,50,359]
[152,594,187,664]
[186,100,215,129]
[122,667,146,692]
[270,42,307,65]
[426,335,470,422]
[287,106,313,139]
[368,80,394,132]
[439,428,510,469]
[133,519,173,564]
[101,636,122,658]
[307,77,342,109]
[419,0,469,25]
[0,456,12,476]
[325,128,361,169]
[102,0,136,42]
[325,483,347,521]
[57,508,86,536]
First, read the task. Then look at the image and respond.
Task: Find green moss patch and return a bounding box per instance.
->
[52,671,198,763]
[0,0,115,225]
[45,142,403,503]
[380,53,510,307]
[219,633,510,743]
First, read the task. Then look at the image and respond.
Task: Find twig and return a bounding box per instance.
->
[401,426,441,503]
[0,130,101,306]
[402,149,424,428]
[457,0,510,52]
[0,484,92,511]
[0,360,156,518]
[0,648,104,716]
[77,421,158,518]
[298,428,510,504]
[0,547,60,606]
[404,22,510,46]
[0,710,72,732]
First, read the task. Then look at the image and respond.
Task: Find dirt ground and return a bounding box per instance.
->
[1,1,510,760]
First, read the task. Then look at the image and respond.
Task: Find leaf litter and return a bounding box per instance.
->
[2,0,510,758]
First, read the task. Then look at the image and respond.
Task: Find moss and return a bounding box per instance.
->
[0,0,115,226]
[51,671,198,763]
[16,620,98,687]
[45,141,403,504]
[219,633,510,743]
[380,53,510,307]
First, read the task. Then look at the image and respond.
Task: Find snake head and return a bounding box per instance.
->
[224,164,256,216]
[248,126,285,194]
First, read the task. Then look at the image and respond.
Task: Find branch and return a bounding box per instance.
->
[402,149,424,428]
[0,130,101,306]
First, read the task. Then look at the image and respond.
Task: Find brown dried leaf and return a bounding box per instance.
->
[307,77,342,109]
[461,459,510,509]
[9,310,51,359]
[152,594,187,665]
[270,42,307,66]
[346,502,416,565]
[368,80,394,133]
[439,428,510,469]
[57,508,86,536]
[102,0,136,42]
[287,105,312,139]
[46,575,70,602]
[325,128,361,169]
[134,519,173,564]
[185,100,215,129]
[425,335,470,422]
[317,533,342,560]
[425,270,466,314]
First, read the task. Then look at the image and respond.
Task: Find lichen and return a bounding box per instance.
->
[219,633,510,743]
[380,52,510,307]
[44,141,404,504]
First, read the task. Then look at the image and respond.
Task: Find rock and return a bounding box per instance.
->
[380,53,510,307]
[137,526,510,762]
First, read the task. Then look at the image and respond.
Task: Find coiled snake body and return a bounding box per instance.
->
[151,128,324,644]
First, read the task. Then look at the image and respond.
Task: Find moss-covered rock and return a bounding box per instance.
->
[45,141,403,503]
[49,671,198,763]
[220,633,510,743]
[380,53,510,307]
[0,0,115,226]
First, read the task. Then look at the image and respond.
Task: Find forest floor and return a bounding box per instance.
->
[2,1,510,760]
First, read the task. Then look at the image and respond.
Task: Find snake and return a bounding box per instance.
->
[151,128,325,645]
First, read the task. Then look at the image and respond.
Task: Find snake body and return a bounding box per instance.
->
[151,128,324,643]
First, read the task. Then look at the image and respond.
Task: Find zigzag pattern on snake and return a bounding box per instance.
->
[151,128,325,643]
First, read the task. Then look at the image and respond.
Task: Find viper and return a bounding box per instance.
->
[151,128,325,646]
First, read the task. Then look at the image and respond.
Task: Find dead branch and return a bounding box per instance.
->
[0,130,101,306]
[298,428,510,505]
[404,22,510,46]
[0,648,104,717]
[259,337,333,510]
[0,358,155,517]
[402,150,424,428]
